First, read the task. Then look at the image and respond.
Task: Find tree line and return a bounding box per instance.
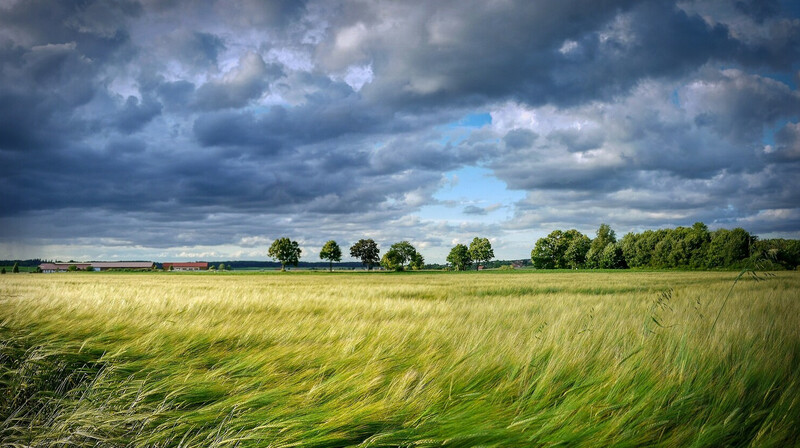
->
[268,237,495,271]
[531,223,800,270]
[269,237,426,271]
[269,223,799,272]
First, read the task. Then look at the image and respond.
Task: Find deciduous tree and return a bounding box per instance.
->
[469,237,494,270]
[390,241,416,268]
[447,244,472,271]
[564,231,591,269]
[268,237,302,271]
[350,239,380,270]
[381,241,421,271]
[381,249,405,271]
[587,224,616,268]
[319,240,342,272]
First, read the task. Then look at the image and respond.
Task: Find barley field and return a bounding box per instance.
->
[1,270,799,447]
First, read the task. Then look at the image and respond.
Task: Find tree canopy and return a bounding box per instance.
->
[586,224,616,268]
[381,241,420,271]
[319,240,342,272]
[468,237,494,270]
[268,237,302,271]
[350,239,380,270]
[380,250,404,271]
[447,244,472,271]
[752,238,800,270]
[531,229,590,269]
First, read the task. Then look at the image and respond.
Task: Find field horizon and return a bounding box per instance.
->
[2,270,799,447]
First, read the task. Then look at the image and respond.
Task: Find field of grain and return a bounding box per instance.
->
[1,270,799,447]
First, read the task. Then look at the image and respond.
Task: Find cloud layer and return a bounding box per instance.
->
[1,0,798,261]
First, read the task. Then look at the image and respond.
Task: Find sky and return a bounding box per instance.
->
[1,0,799,263]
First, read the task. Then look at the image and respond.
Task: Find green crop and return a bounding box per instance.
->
[1,271,798,447]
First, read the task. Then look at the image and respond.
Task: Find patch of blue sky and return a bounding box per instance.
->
[451,112,492,128]
[437,112,492,146]
[670,89,681,108]
[417,166,526,224]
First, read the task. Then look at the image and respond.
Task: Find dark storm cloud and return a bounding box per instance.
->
[106,136,147,154]
[329,0,758,110]
[683,69,800,142]
[368,136,489,176]
[0,0,141,41]
[0,42,96,151]
[550,128,605,153]
[489,71,800,236]
[159,30,225,68]
[493,149,637,192]
[734,0,780,23]
[194,52,283,110]
[769,123,800,161]
[0,0,798,260]
[490,68,800,194]
[155,80,196,110]
[192,72,429,150]
[114,95,162,133]
[502,129,538,150]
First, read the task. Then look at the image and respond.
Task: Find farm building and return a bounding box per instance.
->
[39,263,91,273]
[91,262,155,271]
[162,262,208,271]
[39,262,154,272]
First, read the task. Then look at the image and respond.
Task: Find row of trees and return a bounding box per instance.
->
[532,223,800,270]
[269,237,497,272]
[269,237,436,272]
[446,237,495,271]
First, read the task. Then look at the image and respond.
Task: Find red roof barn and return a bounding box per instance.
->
[163,262,209,271]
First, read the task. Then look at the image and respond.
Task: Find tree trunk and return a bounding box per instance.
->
[329,261,333,272]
